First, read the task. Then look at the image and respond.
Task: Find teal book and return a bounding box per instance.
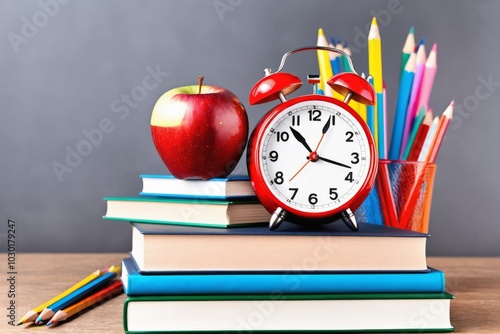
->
[121,257,445,296]
[130,222,429,272]
[139,174,257,200]
[103,196,270,228]
[123,292,454,333]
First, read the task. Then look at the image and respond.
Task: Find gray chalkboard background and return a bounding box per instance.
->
[1,0,499,255]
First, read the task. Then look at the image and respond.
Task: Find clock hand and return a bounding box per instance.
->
[313,115,332,151]
[289,151,320,182]
[289,127,313,152]
[322,115,332,134]
[289,158,311,182]
[317,156,351,169]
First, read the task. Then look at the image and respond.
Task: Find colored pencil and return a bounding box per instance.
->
[400,102,453,228]
[357,100,368,123]
[407,110,433,161]
[402,107,427,160]
[317,28,334,97]
[341,42,351,73]
[426,101,454,163]
[35,271,117,324]
[17,269,102,325]
[329,38,341,74]
[366,76,376,136]
[368,17,384,157]
[417,116,439,162]
[417,43,438,110]
[400,26,415,78]
[401,41,427,157]
[377,162,398,227]
[335,38,344,69]
[383,82,388,157]
[46,280,123,326]
[389,52,416,160]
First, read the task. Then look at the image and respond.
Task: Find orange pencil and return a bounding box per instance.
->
[47,280,123,326]
[426,101,454,163]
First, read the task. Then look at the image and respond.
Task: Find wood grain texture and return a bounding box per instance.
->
[1,254,499,333]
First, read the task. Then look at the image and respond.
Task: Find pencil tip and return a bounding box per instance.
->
[409,26,414,34]
[431,43,437,52]
[371,17,378,26]
[318,28,324,35]
[450,100,455,107]
[46,321,52,326]
[419,37,425,45]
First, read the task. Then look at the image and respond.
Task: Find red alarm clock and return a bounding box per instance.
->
[247,46,378,231]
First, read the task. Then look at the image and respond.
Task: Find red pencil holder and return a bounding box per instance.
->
[355,160,437,233]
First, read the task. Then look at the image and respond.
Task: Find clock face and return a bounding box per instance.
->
[258,98,373,214]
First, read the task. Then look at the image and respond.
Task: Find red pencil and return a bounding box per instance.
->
[407,110,433,161]
[377,162,398,227]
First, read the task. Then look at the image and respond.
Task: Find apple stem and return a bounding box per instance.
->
[198,76,204,94]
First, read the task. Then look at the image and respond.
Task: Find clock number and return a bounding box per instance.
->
[276,131,289,142]
[329,188,338,200]
[308,109,321,122]
[345,172,354,183]
[308,193,318,205]
[351,152,359,164]
[289,188,298,200]
[292,115,301,126]
[274,171,284,185]
[269,151,279,162]
[346,131,354,142]
[331,115,336,126]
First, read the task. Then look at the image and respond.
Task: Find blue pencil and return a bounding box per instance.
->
[35,271,117,324]
[329,37,341,74]
[366,76,375,138]
[377,92,385,158]
[389,52,416,160]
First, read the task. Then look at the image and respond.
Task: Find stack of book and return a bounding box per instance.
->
[104,175,454,333]
[103,175,271,228]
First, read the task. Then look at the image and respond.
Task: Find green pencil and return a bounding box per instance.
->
[400,26,415,78]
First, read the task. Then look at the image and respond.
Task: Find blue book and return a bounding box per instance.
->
[121,257,445,296]
[139,174,256,199]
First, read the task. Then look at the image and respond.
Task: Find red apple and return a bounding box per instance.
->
[151,76,248,179]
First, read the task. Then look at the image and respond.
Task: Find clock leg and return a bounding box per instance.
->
[269,207,286,231]
[341,208,359,231]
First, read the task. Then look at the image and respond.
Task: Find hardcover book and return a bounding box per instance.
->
[103,197,270,228]
[140,174,256,199]
[130,221,429,272]
[121,257,445,296]
[123,292,454,333]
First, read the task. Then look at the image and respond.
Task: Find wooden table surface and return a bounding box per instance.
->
[1,254,499,333]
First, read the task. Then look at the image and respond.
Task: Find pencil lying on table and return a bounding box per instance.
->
[35,268,119,324]
[47,279,123,326]
[17,269,102,325]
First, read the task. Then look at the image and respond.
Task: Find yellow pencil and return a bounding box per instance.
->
[357,103,368,123]
[316,28,334,97]
[46,280,123,326]
[368,17,384,156]
[17,269,101,325]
